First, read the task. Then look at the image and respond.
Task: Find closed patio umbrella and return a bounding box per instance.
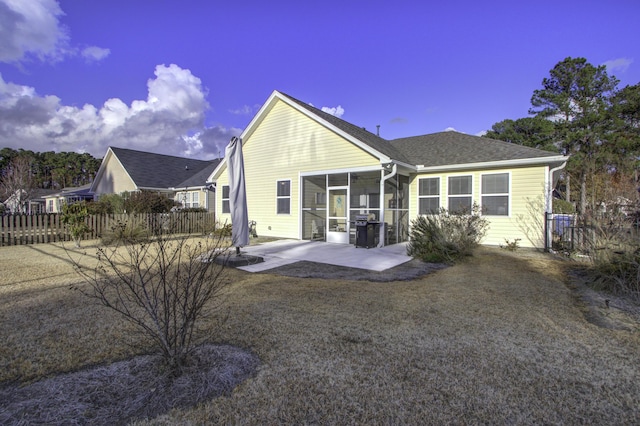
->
[225,136,249,254]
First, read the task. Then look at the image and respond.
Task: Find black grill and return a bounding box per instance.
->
[355,214,379,248]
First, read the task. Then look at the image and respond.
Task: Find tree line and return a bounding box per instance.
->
[484,57,640,215]
[0,148,102,191]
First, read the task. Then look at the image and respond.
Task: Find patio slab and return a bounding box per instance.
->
[236,240,412,273]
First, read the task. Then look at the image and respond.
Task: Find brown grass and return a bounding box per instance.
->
[1,242,639,424]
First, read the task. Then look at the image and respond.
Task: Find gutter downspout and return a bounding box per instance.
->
[546,161,567,251]
[379,163,397,247]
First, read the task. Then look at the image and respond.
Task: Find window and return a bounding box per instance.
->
[277,180,291,214]
[448,175,472,213]
[222,185,230,214]
[191,192,199,208]
[482,173,509,216]
[418,177,440,214]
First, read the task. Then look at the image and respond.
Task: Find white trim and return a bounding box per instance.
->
[270,92,393,163]
[300,165,382,177]
[221,184,230,214]
[480,171,511,217]
[417,176,441,215]
[276,178,292,215]
[416,155,569,173]
[446,173,474,213]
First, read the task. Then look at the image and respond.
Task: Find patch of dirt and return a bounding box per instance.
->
[0,344,259,426]
[262,258,448,282]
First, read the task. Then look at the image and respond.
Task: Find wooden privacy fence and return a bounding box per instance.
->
[0,212,217,247]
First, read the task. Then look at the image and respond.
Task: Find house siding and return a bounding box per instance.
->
[93,153,137,196]
[217,99,380,239]
[410,165,548,248]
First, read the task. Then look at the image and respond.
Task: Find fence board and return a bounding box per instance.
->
[0,212,216,247]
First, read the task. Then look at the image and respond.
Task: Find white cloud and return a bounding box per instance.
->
[603,57,633,74]
[321,105,344,118]
[0,0,69,63]
[81,46,110,62]
[444,127,457,132]
[229,105,253,115]
[0,64,233,159]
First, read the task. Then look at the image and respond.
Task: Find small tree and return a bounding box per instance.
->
[70,232,232,372]
[0,156,36,213]
[61,202,92,248]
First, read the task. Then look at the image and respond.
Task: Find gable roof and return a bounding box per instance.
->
[279,92,411,164]
[278,92,564,169]
[209,90,568,181]
[173,159,221,189]
[108,147,218,190]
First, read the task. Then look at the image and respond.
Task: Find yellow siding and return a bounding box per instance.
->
[217,99,380,239]
[410,166,548,248]
[93,153,136,195]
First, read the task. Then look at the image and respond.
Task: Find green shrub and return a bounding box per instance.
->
[407,204,488,263]
[61,202,92,248]
[123,191,179,214]
[553,199,576,214]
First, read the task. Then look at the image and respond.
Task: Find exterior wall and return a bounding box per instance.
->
[174,189,209,210]
[217,99,380,239]
[93,153,137,196]
[409,165,548,248]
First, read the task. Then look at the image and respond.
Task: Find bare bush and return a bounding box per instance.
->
[70,233,233,372]
[407,204,488,263]
[585,208,640,303]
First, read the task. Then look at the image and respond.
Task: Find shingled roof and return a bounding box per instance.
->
[390,131,561,167]
[110,147,219,189]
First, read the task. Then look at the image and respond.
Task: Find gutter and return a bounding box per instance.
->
[416,155,569,173]
[378,163,397,247]
[545,160,568,251]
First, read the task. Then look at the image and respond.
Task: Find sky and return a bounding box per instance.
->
[0,0,639,160]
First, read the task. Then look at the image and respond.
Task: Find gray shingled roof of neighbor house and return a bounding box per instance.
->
[174,159,221,188]
[278,92,559,168]
[110,147,218,189]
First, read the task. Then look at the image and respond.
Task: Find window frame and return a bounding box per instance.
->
[276,179,291,215]
[191,191,199,208]
[221,185,230,214]
[418,176,440,215]
[481,172,510,216]
[447,174,473,214]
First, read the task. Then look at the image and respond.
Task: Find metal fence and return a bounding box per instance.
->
[545,212,640,252]
[0,212,216,247]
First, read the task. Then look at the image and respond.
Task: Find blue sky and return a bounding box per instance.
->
[0,0,638,160]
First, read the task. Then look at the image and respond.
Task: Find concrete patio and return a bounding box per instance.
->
[236,240,412,273]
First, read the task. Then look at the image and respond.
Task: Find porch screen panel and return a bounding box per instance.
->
[302,175,326,240]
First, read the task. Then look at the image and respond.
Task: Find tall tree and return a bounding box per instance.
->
[485,116,558,152]
[529,57,619,214]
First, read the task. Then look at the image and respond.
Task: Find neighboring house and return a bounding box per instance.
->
[210,90,569,248]
[3,188,57,214]
[90,147,220,212]
[43,184,94,213]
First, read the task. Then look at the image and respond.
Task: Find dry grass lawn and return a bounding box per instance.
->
[1,240,639,424]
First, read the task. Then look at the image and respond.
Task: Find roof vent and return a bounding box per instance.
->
[185,165,189,170]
